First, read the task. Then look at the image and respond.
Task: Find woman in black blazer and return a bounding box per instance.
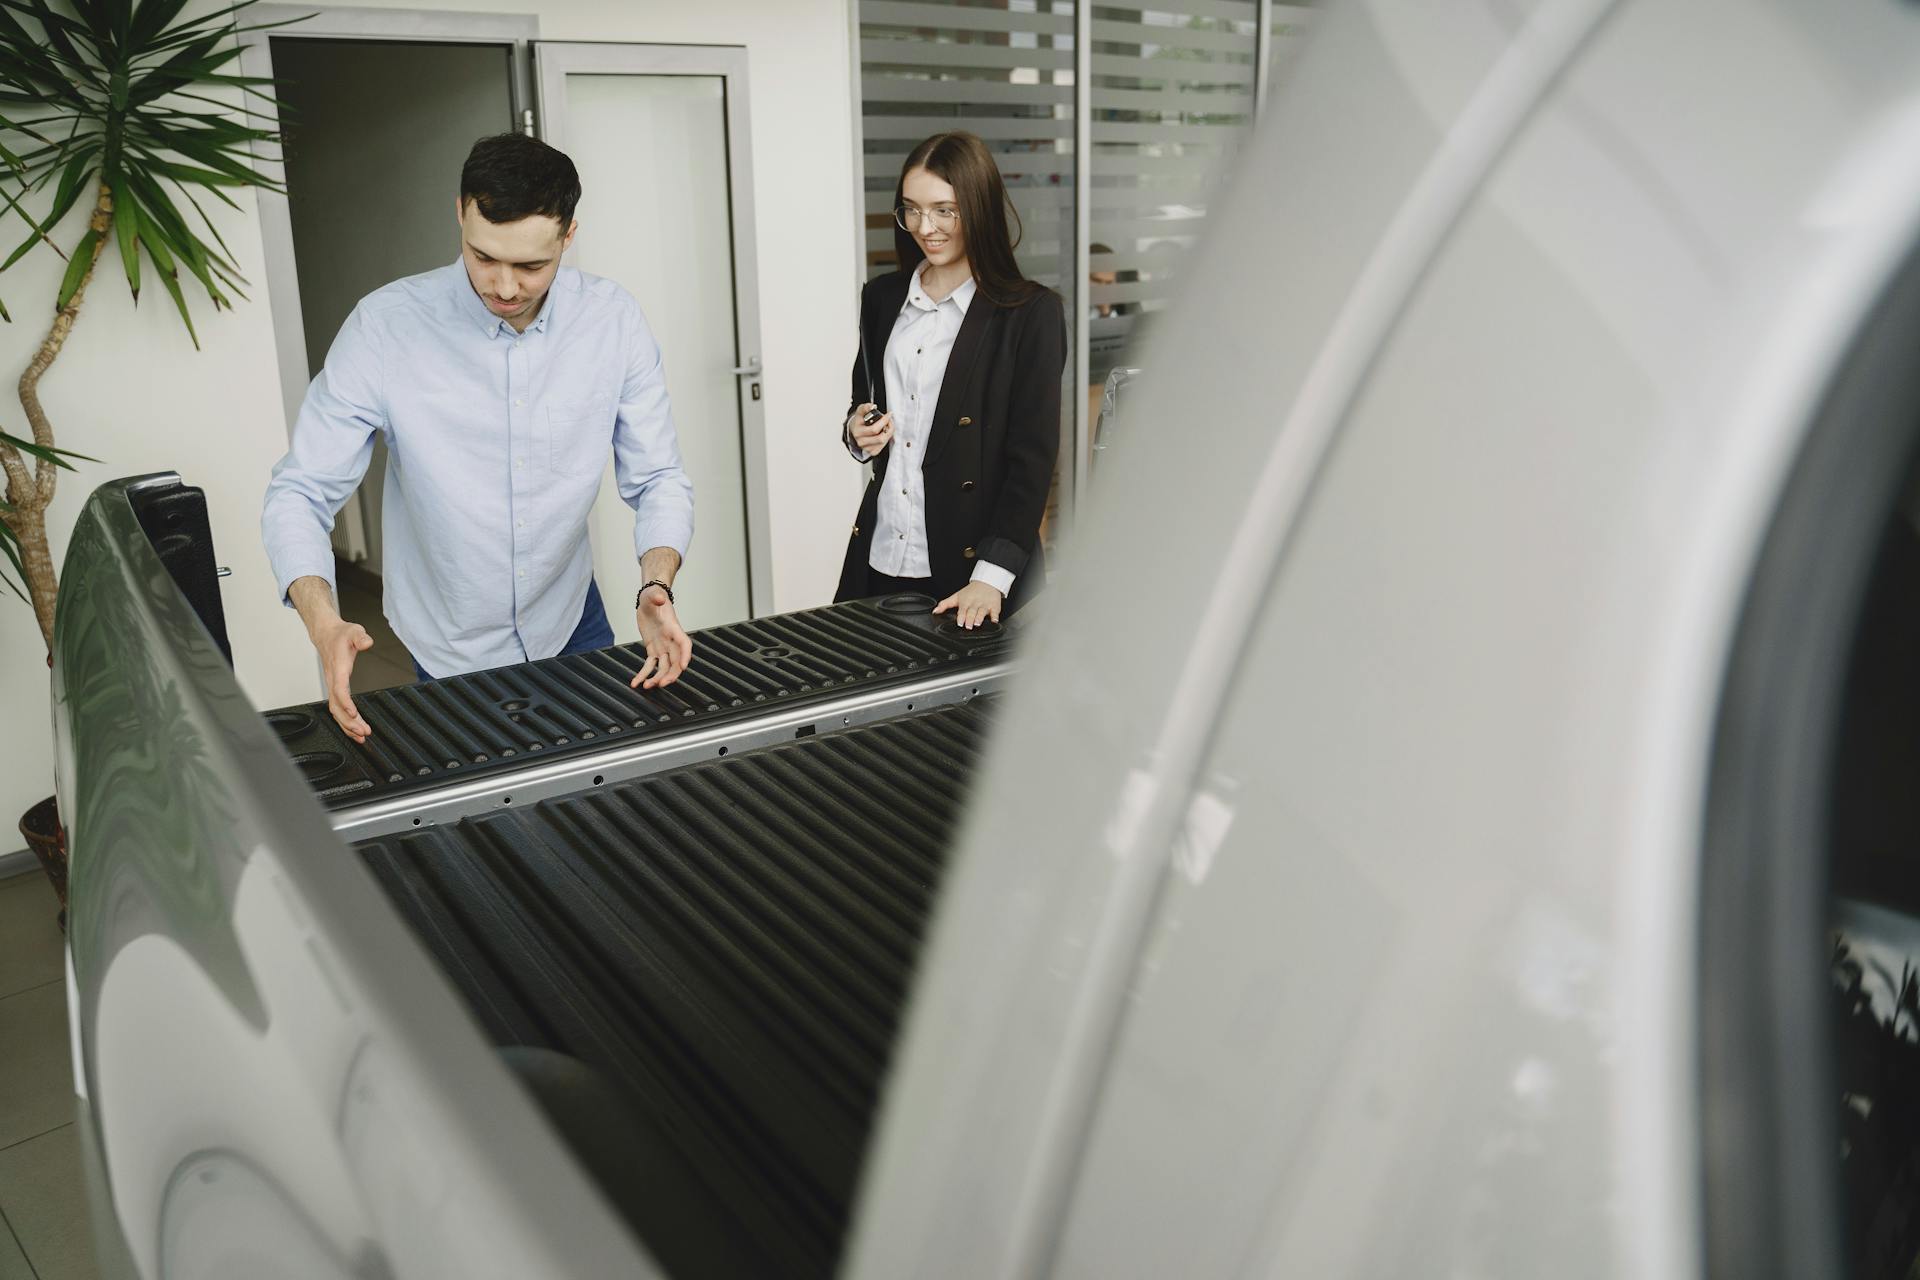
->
[835,131,1066,628]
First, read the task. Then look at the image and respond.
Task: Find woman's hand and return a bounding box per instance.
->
[848,404,894,457]
[933,581,1004,630]
[631,585,693,690]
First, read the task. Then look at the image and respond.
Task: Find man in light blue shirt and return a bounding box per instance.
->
[263,134,695,743]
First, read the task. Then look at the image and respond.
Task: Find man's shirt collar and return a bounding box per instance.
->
[451,258,559,339]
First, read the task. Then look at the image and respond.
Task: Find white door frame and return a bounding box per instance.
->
[533,41,773,619]
[238,7,540,448]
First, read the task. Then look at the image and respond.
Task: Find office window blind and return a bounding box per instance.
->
[1088,2,1258,379]
[857,1,1080,292]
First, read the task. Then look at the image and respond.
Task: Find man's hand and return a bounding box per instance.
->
[288,576,374,742]
[934,580,1004,630]
[314,617,376,742]
[631,584,692,689]
[848,404,894,458]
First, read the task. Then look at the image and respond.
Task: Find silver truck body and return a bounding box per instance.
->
[54,0,1920,1275]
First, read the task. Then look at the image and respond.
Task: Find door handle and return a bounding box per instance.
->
[730,358,762,376]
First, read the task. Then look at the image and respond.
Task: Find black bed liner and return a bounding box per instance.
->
[353,699,997,1279]
[262,595,1008,808]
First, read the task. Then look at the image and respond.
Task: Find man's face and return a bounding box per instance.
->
[456,197,577,329]
[1091,268,1118,318]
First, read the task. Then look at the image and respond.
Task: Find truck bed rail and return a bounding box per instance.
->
[264,596,1012,838]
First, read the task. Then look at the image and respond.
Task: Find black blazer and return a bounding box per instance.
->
[835,270,1066,610]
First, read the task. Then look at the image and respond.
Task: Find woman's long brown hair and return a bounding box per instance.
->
[893,131,1045,308]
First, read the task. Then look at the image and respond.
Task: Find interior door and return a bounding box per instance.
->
[533,42,769,636]
[270,36,519,581]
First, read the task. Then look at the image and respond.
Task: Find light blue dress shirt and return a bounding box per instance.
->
[262,260,695,677]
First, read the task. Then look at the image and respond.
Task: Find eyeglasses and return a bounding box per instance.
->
[895,204,960,233]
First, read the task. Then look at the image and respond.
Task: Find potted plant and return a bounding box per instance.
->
[0,0,288,922]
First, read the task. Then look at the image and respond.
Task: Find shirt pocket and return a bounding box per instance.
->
[546,399,614,477]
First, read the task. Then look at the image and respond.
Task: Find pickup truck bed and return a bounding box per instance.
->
[267,595,1010,810]
[357,701,992,1277]
[262,600,1013,1277]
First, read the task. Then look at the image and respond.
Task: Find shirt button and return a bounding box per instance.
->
[518,569,526,578]
[517,519,526,528]
[515,459,525,469]
[515,398,524,406]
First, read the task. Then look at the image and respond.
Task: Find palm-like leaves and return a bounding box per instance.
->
[0,0,294,642]
[0,0,294,344]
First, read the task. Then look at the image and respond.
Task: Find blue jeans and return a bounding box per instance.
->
[412,578,617,682]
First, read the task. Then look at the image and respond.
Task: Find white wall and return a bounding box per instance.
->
[0,0,859,837]
[0,177,294,833]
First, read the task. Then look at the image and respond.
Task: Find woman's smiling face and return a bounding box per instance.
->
[902,167,967,270]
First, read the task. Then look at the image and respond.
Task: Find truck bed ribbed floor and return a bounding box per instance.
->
[353,699,996,1278]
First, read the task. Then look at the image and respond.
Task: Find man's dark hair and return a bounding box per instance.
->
[460,133,582,228]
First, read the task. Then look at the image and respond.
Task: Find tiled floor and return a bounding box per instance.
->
[0,871,93,1280]
[336,558,416,693]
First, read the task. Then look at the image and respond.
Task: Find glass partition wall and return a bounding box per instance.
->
[855,0,1312,540]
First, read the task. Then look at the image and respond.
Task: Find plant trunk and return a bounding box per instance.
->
[1,502,55,645]
[0,181,113,651]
